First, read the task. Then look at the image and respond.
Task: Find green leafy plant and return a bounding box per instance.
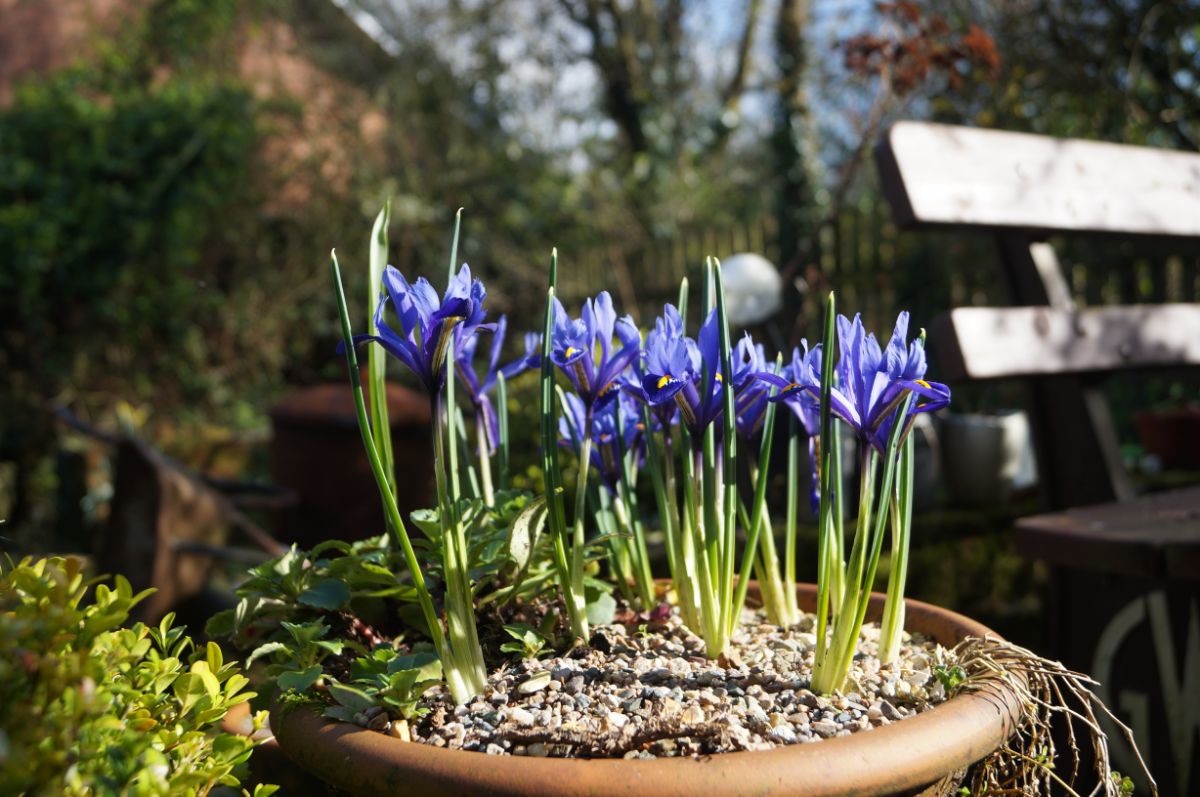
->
[211,521,561,718]
[934,663,968,693]
[331,647,442,722]
[0,556,273,797]
[499,623,550,659]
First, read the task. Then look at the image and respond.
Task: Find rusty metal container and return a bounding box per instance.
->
[269,383,433,548]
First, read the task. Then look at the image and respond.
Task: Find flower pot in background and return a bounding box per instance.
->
[269,383,434,548]
[1134,407,1200,470]
[938,411,1037,506]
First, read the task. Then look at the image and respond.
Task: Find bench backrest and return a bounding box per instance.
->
[877,121,1200,239]
[876,121,1200,509]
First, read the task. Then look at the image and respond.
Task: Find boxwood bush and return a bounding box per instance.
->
[0,556,275,796]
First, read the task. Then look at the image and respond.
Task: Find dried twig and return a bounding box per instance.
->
[501,716,728,757]
[952,636,1155,797]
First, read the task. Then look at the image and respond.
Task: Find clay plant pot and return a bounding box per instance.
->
[270,585,1023,797]
[1134,407,1200,470]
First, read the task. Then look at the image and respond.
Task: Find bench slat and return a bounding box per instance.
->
[932,304,1200,380]
[878,121,1200,238]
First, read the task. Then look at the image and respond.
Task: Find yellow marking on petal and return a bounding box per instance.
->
[715,372,723,383]
[565,346,580,358]
[657,375,672,389]
[915,379,931,389]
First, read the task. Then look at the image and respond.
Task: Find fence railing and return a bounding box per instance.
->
[554,191,1200,339]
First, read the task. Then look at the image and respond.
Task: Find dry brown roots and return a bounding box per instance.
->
[952,636,1156,797]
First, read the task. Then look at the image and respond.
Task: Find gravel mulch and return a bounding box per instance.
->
[355,607,955,759]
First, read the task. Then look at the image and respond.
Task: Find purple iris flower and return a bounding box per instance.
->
[763,312,950,452]
[756,341,823,436]
[756,341,824,511]
[359,264,490,394]
[637,305,726,438]
[550,292,641,413]
[730,334,774,440]
[558,392,644,490]
[453,316,540,454]
[622,305,682,428]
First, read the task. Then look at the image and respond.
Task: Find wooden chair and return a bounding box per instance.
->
[876,121,1200,796]
[54,407,291,624]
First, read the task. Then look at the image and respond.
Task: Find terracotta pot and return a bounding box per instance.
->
[1134,407,1200,470]
[271,585,1023,797]
[269,382,434,548]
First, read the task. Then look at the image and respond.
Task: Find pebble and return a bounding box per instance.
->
[642,668,672,683]
[812,720,840,738]
[768,725,797,744]
[509,707,535,727]
[389,719,411,742]
[518,672,551,694]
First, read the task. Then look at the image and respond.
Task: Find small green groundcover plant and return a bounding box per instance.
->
[0,556,276,797]
[216,208,1154,795]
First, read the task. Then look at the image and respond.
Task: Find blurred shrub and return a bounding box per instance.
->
[0,73,258,401]
[0,556,273,796]
[0,0,365,544]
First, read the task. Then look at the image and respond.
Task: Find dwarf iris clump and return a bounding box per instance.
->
[332,210,491,704]
[769,298,952,693]
[329,207,950,705]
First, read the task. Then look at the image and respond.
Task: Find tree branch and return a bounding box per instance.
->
[706,0,763,157]
[721,0,763,108]
[558,0,649,155]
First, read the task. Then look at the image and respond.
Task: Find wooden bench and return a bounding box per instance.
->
[876,121,1200,796]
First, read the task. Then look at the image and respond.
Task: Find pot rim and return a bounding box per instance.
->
[271,585,1024,797]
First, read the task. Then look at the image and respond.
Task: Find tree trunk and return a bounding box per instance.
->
[772,0,819,332]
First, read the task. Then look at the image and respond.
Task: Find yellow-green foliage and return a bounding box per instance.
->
[0,556,275,797]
